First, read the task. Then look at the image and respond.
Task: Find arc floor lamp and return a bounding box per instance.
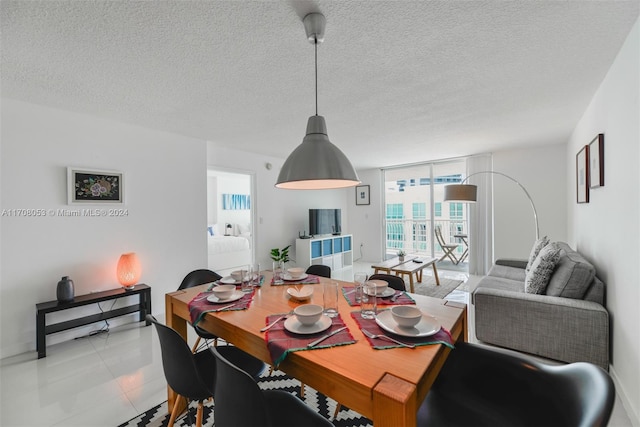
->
[444,171,540,240]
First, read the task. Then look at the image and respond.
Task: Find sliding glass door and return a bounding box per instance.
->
[382,159,468,270]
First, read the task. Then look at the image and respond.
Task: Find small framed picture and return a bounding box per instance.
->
[67,167,124,204]
[589,134,604,188]
[576,146,589,204]
[355,184,370,205]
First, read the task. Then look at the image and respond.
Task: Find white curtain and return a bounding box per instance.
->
[466,154,493,275]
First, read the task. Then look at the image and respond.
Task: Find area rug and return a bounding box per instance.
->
[412,277,464,299]
[118,369,372,427]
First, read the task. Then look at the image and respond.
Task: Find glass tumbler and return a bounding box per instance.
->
[361,281,377,319]
[353,272,368,303]
[323,282,339,318]
[272,261,284,285]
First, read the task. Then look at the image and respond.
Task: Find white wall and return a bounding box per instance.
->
[0,99,207,358]
[347,168,384,263]
[567,18,639,425]
[205,143,350,270]
[493,143,567,260]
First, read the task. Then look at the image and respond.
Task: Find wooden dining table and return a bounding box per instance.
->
[165,272,467,427]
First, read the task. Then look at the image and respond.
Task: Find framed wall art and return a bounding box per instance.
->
[576,146,589,204]
[67,167,124,204]
[355,184,370,205]
[589,133,604,188]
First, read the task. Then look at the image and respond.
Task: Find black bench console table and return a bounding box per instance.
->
[36,284,151,358]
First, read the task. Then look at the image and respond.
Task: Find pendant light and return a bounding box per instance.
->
[275,13,360,190]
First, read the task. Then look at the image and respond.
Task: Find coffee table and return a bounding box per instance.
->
[391,257,439,292]
[372,256,440,292]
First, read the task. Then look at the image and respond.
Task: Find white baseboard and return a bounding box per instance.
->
[610,364,640,427]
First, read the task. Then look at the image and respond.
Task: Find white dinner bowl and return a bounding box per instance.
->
[230,270,247,282]
[212,284,236,300]
[391,305,423,328]
[294,304,323,326]
[287,267,305,278]
[366,279,388,295]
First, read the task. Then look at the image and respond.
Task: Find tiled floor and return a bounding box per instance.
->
[0,264,633,426]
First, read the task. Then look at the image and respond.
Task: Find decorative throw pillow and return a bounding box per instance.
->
[526,235,550,273]
[525,243,561,294]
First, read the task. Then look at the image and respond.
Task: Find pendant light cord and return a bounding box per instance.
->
[314,36,318,116]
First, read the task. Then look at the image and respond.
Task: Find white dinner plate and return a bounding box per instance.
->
[375,310,441,337]
[284,315,332,335]
[220,276,240,285]
[282,273,309,281]
[287,286,314,300]
[207,290,244,304]
[365,287,396,298]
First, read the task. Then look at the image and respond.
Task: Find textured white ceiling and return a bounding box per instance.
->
[2,1,638,169]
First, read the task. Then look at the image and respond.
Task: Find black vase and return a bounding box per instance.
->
[56,276,74,303]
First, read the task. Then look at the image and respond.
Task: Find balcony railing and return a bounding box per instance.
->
[385,219,467,260]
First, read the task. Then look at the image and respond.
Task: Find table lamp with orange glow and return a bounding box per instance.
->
[117,252,141,290]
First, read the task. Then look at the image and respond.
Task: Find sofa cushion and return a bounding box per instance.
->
[488,264,526,282]
[526,236,550,273]
[476,275,524,294]
[545,242,596,299]
[525,243,561,294]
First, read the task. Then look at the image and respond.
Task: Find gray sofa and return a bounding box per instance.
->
[472,242,609,370]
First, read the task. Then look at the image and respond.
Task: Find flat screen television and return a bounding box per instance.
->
[309,209,342,236]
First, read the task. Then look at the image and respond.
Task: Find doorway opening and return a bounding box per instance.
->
[206,169,255,274]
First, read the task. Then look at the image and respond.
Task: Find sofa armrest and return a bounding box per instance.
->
[473,287,609,370]
[494,258,528,269]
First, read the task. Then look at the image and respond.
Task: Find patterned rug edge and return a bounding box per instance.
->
[118,369,372,427]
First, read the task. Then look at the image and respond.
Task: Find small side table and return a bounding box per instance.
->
[36,284,151,358]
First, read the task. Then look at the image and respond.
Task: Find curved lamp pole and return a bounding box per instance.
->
[444,171,539,240]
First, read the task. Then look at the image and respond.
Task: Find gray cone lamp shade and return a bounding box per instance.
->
[275,12,360,190]
[276,116,360,189]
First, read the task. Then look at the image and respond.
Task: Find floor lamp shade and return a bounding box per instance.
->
[117,252,141,289]
[444,184,478,202]
[276,116,360,189]
[444,171,539,240]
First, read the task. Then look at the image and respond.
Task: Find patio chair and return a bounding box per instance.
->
[435,225,461,265]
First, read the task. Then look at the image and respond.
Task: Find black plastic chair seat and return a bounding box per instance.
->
[368,273,406,291]
[417,342,615,427]
[212,346,333,427]
[305,265,331,278]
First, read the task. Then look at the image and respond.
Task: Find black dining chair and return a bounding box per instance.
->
[305,264,331,278]
[368,273,406,291]
[178,269,223,352]
[211,346,333,427]
[417,342,615,427]
[148,315,265,427]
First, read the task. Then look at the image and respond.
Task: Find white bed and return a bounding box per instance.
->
[207,234,251,271]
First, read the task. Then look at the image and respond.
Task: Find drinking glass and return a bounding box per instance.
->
[323,282,339,318]
[240,267,252,293]
[250,263,261,287]
[361,281,377,319]
[353,272,368,303]
[272,261,284,285]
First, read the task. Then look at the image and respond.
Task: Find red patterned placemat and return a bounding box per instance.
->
[188,290,254,327]
[350,311,454,350]
[340,286,415,306]
[270,274,320,285]
[265,313,355,367]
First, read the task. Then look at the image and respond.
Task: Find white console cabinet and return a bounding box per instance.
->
[296,234,353,276]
